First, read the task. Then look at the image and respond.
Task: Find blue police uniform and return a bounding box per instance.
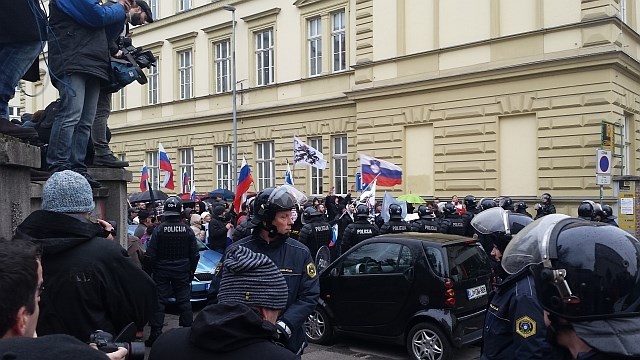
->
[480,269,552,360]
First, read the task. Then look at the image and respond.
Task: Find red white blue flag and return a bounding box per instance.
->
[182,169,190,194]
[140,163,149,192]
[284,159,294,185]
[158,143,175,190]
[234,156,253,213]
[360,154,402,187]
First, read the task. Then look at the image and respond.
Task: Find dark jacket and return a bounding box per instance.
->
[48,0,126,83]
[341,219,379,253]
[213,233,320,354]
[147,217,199,275]
[410,217,441,233]
[534,203,556,220]
[461,207,480,237]
[208,216,229,252]
[441,213,467,236]
[0,0,47,44]
[0,334,109,360]
[148,303,299,360]
[14,210,156,342]
[480,269,552,360]
[380,219,410,234]
[298,216,332,259]
[232,216,253,242]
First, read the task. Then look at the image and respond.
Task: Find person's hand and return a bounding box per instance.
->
[97,219,115,240]
[118,0,132,12]
[114,49,123,58]
[106,348,128,360]
[225,223,234,230]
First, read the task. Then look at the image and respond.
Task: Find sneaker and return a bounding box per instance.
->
[92,153,129,168]
[145,331,162,347]
[0,118,38,140]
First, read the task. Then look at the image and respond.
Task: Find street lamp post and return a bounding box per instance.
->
[223,4,237,192]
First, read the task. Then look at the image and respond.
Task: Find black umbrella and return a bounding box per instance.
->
[129,190,168,204]
[208,188,235,201]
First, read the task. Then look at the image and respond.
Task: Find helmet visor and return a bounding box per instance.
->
[471,207,509,235]
[502,214,569,274]
[268,186,297,211]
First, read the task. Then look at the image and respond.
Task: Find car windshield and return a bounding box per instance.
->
[424,243,491,281]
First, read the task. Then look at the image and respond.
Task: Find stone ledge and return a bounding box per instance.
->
[87,167,133,182]
[0,140,40,168]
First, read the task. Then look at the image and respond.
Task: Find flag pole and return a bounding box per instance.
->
[361,172,381,193]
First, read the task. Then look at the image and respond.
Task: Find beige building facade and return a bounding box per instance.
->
[23,0,640,216]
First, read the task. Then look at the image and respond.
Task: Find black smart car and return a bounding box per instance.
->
[304,233,492,360]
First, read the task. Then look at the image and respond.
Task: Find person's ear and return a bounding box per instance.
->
[10,306,29,337]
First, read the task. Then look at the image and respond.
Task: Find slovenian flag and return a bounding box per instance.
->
[284,159,294,185]
[182,169,190,194]
[360,154,402,187]
[329,223,338,247]
[140,163,149,192]
[233,156,253,214]
[190,182,197,201]
[159,143,175,190]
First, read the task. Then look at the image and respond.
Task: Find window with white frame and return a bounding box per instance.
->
[179,148,194,193]
[332,10,346,72]
[148,62,159,105]
[149,0,158,20]
[118,154,127,163]
[333,135,348,195]
[256,141,275,190]
[215,40,231,93]
[255,28,274,86]
[147,151,159,190]
[8,106,20,121]
[119,88,126,109]
[624,114,631,175]
[216,145,232,190]
[308,17,322,76]
[178,49,193,99]
[178,0,191,12]
[309,137,323,195]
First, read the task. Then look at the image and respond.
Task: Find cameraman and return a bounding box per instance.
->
[91,0,153,168]
[0,238,127,360]
[534,192,556,220]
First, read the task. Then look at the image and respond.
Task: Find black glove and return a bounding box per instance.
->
[275,320,291,344]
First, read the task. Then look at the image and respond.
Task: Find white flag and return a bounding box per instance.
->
[293,136,327,169]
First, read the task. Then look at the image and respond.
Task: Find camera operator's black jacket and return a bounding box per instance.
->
[148,303,299,360]
[14,210,156,342]
[48,0,126,84]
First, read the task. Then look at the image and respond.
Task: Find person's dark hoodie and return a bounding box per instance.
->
[148,303,299,360]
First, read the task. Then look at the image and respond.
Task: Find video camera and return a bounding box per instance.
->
[104,36,157,93]
[88,323,145,360]
[116,36,157,71]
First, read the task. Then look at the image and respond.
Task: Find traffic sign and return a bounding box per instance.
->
[596,149,612,174]
[596,174,611,185]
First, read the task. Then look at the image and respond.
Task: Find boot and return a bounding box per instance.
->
[145,330,162,347]
[0,118,38,140]
[92,153,129,168]
[30,169,51,181]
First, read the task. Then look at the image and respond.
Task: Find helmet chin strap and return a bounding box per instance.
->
[264,222,289,239]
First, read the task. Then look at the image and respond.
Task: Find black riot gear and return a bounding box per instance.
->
[417,205,433,218]
[443,203,456,216]
[499,197,513,211]
[411,216,440,233]
[577,200,599,220]
[463,195,477,209]
[355,204,369,219]
[252,187,296,237]
[479,198,496,211]
[441,205,466,236]
[341,218,380,253]
[388,203,403,220]
[163,196,182,216]
[298,213,332,260]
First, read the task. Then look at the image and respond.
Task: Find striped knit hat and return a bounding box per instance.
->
[218,246,288,310]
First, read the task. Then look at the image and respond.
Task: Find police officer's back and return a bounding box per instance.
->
[460,195,480,237]
[410,205,441,233]
[146,197,200,346]
[379,204,409,234]
[342,204,380,253]
[577,200,599,221]
[298,207,332,259]
[440,203,466,236]
[600,204,619,227]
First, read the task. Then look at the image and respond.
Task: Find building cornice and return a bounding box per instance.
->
[166,31,198,44]
[240,7,281,23]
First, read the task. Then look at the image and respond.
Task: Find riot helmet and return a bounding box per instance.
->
[499,197,513,211]
[463,195,477,209]
[602,204,616,219]
[356,204,369,219]
[471,207,533,252]
[303,206,319,222]
[388,203,403,220]
[417,205,434,219]
[253,186,296,225]
[577,200,597,220]
[505,217,640,321]
[479,198,497,211]
[163,196,182,216]
[540,192,552,205]
[515,202,528,213]
[443,202,456,216]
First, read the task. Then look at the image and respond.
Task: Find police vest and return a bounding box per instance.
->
[155,222,192,261]
[382,220,409,234]
[412,219,440,233]
[352,223,378,244]
[447,218,466,236]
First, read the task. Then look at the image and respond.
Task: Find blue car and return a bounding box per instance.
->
[190,240,223,302]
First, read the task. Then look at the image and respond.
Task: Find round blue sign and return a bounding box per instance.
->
[599,156,610,173]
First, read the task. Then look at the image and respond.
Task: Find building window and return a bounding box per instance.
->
[178,49,193,99]
[215,40,231,93]
[308,17,322,76]
[624,114,631,175]
[178,0,191,12]
[332,10,346,72]
[255,28,274,86]
[149,0,158,20]
[216,145,232,190]
[8,106,20,121]
[333,135,347,195]
[147,151,159,190]
[620,0,628,22]
[119,88,126,109]
[179,148,194,193]
[309,137,323,195]
[256,141,274,190]
[118,153,127,163]
[148,62,159,105]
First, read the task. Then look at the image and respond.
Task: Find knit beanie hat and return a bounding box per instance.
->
[218,246,288,310]
[42,170,95,213]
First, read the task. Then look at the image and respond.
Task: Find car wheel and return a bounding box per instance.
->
[406,322,452,360]
[304,307,333,344]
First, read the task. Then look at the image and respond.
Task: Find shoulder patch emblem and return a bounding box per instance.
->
[515,316,536,338]
[306,262,317,278]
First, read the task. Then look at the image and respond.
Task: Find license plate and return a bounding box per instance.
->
[466,285,487,300]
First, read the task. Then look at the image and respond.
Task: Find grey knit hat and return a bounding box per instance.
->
[42,170,95,213]
[218,246,288,310]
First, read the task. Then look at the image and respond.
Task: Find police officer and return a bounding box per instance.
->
[146,196,200,347]
[440,203,466,236]
[600,204,619,227]
[514,202,532,218]
[534,192,556,220]
[478,210,553,360]
[342,204,380,253]
[577,200,600,221]
[499,196,514,211]
[212,186,320,355]
[502,216,640,359]
[461,195,480,237]
[232,198,255,241]
[479,197,497,212]
[379,204,410,234]
[298,206,332,260]
[410,205,441,233]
